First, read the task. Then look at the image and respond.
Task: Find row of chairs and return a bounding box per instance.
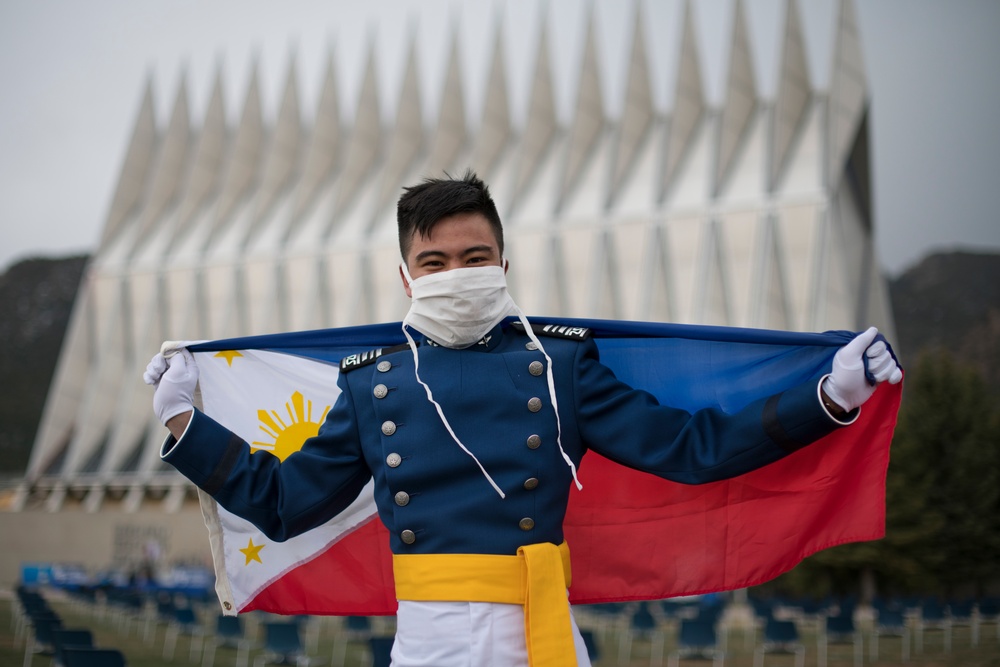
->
[872,597,1000,654]
[751,596,1000,665]
[72,585,398,667]
[242,616,396,667]
[13,586,127,667]
[577,595,1000,667]
[17,585,388,667]
[580,601,727,667]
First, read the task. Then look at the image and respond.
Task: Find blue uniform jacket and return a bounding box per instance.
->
[162,321,843,557]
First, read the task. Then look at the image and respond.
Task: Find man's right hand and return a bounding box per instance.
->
[144,348,199,429]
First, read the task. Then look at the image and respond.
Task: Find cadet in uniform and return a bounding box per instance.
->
[146,171,902,667]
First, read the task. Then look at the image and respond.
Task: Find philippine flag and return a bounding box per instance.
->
[188,318,902,616]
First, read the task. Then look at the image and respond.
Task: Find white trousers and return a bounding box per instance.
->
[391,600,592,666]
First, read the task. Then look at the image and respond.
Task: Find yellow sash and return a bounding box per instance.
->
[393,542,577,666]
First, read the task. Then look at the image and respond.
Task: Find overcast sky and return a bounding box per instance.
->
[1,0,998,277]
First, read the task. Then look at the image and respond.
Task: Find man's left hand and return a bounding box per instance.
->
[822,327,903,413]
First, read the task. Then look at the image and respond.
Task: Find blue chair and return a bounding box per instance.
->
[369,636,394,667]
[13,588,54,643]
[61,647,128,667]
[162,606,205,661]
[870,607,909,663]
[580,629,601,662]
[254,621,318,667]
[817,614,861,667]
[745,598,774,649]
[978,598,1000,642]
[753,618,804,667]
[52,628,95,666]
[143,594,177,643]
[914,598,951,654]
[22,613,62,667]
[618,602,665,666]
[109,591,145,637]
[332,616,372,666]
[201,614,252,667]
[668,618,724,667]
[582,602,626,640]
[948,599,976,646]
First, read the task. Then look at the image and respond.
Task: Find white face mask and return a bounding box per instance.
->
[401,263,515,349]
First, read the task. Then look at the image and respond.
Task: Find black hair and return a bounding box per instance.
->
[397,170,504,262]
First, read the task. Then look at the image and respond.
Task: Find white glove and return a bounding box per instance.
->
[146,348,199,425]
[822,327,903,412]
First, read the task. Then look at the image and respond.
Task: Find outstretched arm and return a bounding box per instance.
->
[144,346,371,542]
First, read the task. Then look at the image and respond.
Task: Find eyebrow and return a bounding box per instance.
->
[414,245,497,263]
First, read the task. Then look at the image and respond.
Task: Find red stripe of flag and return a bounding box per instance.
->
[242,381,901,615]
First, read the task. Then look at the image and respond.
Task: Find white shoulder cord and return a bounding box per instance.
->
[401,324,507,498]
[514,311,583,491]
[399,314,584,498]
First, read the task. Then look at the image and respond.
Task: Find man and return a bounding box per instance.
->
[146,171,901,666]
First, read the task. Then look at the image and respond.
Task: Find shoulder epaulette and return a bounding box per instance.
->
[510,321,591,341]
[340,342,416,373]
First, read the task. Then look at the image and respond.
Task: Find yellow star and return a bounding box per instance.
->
[240,538,265,565]
[215,350,244,367]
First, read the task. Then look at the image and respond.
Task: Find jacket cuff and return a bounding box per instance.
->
[816,374,861,425]
[763,378,852,453]
[159,409,245,493]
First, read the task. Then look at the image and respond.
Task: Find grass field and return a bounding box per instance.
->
[5,588,1000,666]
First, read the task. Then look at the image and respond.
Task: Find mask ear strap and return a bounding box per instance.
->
[401,323,507,499]
[514,311,583,491]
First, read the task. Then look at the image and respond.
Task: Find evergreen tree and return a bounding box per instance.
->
[910,350,1000,596]
[765,349,1000,599]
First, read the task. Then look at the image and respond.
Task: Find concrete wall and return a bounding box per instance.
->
[0,498,210,589]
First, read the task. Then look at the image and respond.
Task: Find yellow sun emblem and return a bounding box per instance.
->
[251,391,331,462]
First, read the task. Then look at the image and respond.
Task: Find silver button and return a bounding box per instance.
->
[377,360,392,373]
[394,491,410,506]
[526,434,541,449]
[519,518,535,531]
[400,530,416,545]
[527,397,543,413]
[523,477,539,490]
[529,361,544,376]
[373,384,388,399]
[525,342,538,351]
[386,453,402,468]
[381,421,397,436]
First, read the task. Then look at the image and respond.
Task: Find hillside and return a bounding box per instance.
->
[0,249,998,474]
[889,250,1000,391]
[0,255,88,474]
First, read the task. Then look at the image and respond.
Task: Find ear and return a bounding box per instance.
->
[503,258,509,274]
[400,264,412,298]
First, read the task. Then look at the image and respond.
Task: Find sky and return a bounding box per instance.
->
[1,0,998,278]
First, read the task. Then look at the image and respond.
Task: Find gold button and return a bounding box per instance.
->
[400,530,416,545]
[386,453,402,468]
[519,518,535,531]
[373,384,388,399]
[377,360,392,373]
[395,491,410,506]
[529,361,544,376]
[381,421,397,436]
[527,397,542,412]
[526,342,538,351]
[523,478,539,490]
[526,434,541,449]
